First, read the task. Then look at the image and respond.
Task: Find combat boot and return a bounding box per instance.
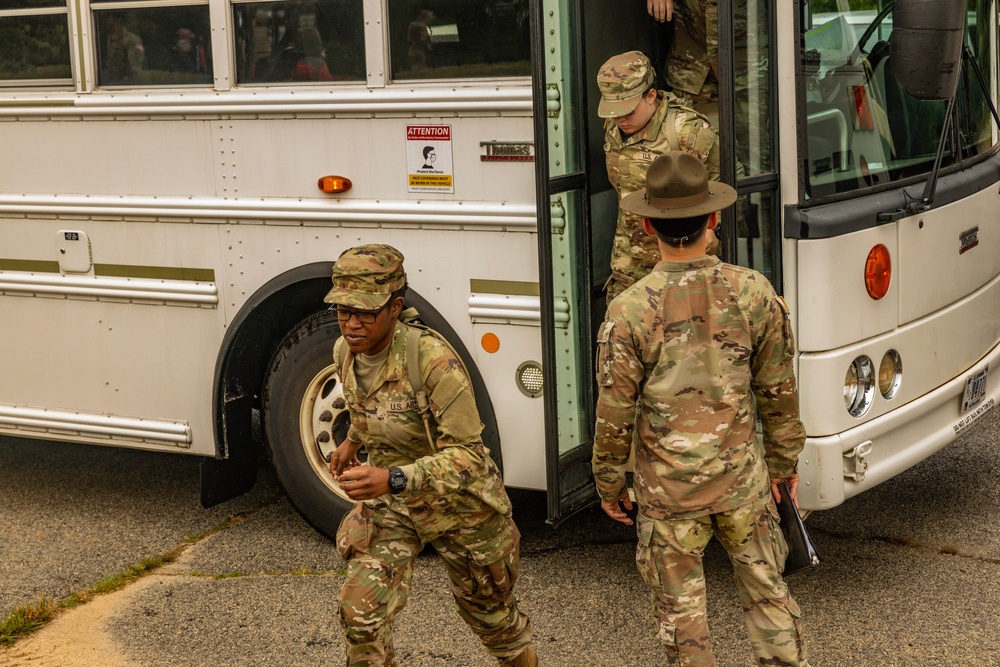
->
[499,646,537,667]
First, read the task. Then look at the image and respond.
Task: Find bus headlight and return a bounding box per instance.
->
[844,356,875,417]
[878,350,902,399]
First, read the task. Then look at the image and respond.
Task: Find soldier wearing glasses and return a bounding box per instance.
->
[324,244,536,667]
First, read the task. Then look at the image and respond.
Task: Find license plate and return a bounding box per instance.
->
[961,365,989,413]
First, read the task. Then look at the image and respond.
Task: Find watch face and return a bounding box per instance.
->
[390,469,407,492]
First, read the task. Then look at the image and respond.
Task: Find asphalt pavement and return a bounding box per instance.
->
[2,409,999,666]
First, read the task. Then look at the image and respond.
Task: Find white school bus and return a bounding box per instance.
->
[1,0,998,539]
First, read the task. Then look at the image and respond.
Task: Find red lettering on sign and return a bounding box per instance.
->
[406,125,451,141]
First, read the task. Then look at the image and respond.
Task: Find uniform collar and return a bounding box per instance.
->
[653,254,720,273]
[344,320,408,399]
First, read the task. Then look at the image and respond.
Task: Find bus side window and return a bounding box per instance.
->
[92,4,213,87]
[386,0,530,81]
[231,0,365,85]
[0,1,72,86]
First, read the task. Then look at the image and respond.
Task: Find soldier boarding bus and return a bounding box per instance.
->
[0,0,998,539]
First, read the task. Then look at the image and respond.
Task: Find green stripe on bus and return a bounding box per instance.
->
[0,260,214,282]
[470,279,540,296]
[0,259,60,272]
[0,100,75,108]
[94,265,215,282]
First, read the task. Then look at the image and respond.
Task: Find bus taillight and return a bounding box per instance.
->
[865,244,891,299]
[318,176,352,193]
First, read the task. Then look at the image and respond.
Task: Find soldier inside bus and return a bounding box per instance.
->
[170,28,205,74]
[597,50,720,303]
[102,13,145,85]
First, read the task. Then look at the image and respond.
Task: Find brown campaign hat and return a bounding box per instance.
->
[323,244,407,309]
[620,151,737,225]
[597,51,655,119]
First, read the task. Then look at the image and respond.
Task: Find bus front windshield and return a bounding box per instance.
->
[800,0,994,201]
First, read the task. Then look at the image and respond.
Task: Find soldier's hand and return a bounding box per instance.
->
[648,0,673,22]
[601,491,634,526]
[770,474,799,505]
[337,466,391,501]
[329,438,363,477]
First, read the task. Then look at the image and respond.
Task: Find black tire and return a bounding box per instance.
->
[262,309,354,540]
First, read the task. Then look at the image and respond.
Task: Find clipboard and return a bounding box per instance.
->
[775,481,820,576]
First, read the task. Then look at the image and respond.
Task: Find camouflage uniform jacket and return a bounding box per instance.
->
[604,91,719,292]
[334,320,511,542]
[592,256,805,519]
[105,29,145,84]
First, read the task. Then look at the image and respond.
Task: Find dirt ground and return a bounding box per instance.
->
[0,578,157,667]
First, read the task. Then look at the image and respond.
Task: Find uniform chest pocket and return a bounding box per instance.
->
[625,148,656,185]
[381,402,431,448]
[596,320,616,387]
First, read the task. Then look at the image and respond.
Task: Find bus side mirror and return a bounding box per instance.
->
[889,0,965,100]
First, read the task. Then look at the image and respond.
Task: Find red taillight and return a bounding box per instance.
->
[852,85,874,131]
[865,244,891,299]
[318,176,352,193]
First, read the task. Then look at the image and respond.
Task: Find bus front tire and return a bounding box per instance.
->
[262,310,354,541]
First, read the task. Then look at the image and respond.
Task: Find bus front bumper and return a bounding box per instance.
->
[797,339,1000,511]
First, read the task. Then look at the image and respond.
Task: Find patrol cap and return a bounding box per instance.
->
[597,51,656,119]
[323,244,407,309]
[620,151,737,232]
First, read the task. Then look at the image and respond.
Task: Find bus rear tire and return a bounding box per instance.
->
[262,309,354,541]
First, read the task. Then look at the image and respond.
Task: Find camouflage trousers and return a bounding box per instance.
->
[336,501,532,666]
[635,496,810,667]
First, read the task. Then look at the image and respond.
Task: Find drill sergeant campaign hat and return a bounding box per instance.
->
[323,244,407,310]
[597,50,656,119]
[621,151,738,237]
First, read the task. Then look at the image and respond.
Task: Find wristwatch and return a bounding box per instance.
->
[388,467,408,494]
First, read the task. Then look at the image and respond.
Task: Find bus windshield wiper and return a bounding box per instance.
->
[880,43,1000,221]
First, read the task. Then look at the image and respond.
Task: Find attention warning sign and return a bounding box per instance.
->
[407,125,454,193]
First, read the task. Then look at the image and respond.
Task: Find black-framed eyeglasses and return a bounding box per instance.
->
[333,302,387,325]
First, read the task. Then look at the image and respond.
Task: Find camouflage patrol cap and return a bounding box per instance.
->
[597,51,656,119]
[323,244,407,309]
[621,151,737,225]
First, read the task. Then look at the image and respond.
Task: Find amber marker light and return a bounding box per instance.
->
[318,176,352,193]
[864,244,891,300]
[481,332,500,354]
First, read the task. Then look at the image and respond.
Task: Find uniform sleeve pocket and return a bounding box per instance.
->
[776,296,795,361]
[596,320,616,387]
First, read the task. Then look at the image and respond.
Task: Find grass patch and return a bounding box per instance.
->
[0,597,56,646]
[0,546,186,647]
[90,552,178,596]
[290,567,325,576]
[0,508,265,647]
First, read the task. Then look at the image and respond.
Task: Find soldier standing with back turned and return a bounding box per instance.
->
[593,152,811,666]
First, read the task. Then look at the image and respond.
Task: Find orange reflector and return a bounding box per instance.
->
[481,332,500,354]
[865,244,891,299]
[318,176,352,193]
